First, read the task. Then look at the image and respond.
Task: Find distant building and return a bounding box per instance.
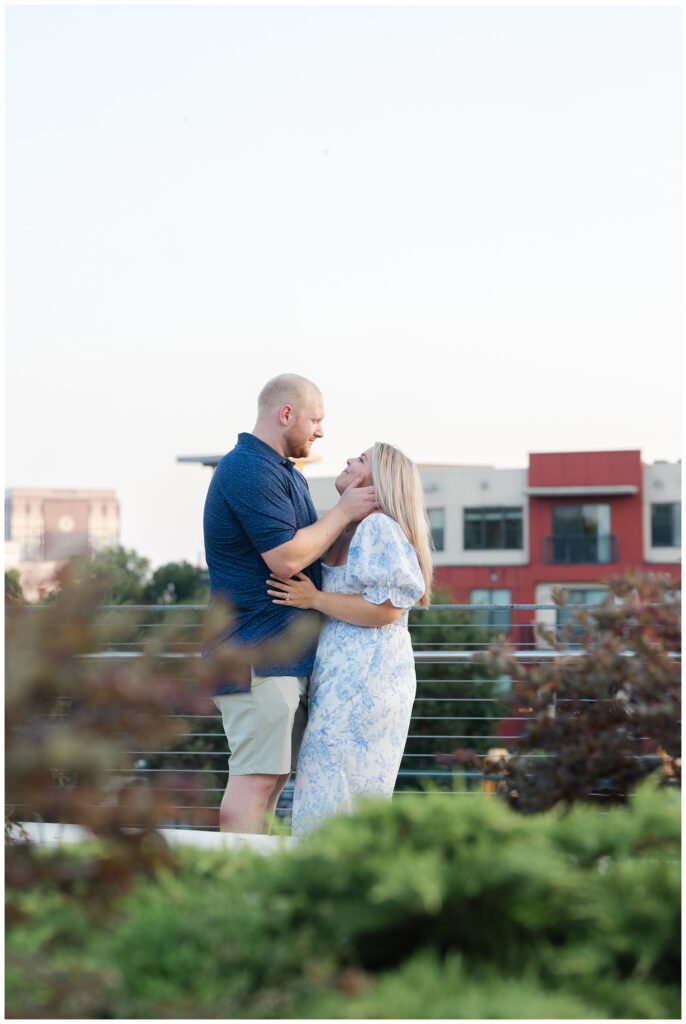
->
[180,447,681,619]
[306,450,681,620]
[5,487,120,600]
[180,447,679,746]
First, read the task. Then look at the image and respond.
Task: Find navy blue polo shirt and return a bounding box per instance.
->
[203,432,322,694]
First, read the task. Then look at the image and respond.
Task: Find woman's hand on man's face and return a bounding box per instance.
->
[267,572,321,611]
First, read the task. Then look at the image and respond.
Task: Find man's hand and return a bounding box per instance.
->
[337,479,378,523]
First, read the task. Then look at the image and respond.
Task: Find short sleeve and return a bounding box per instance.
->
[345,514,425,608]
[221,459,297,554]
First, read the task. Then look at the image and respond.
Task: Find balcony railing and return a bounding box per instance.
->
[9,604,541,825]
[543,534,619,564]
[11,602,678,832]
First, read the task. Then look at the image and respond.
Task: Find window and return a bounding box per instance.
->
[651,502,681,548]
[17,526,44,561]
[549,504,613,563]
[470,588,512,631]
[464,508,523,550]
[428,508,445,551]
[556,588,607,632]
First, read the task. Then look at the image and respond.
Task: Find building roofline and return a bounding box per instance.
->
[528,449,642,457]
[177,451,679,472]
[417,463,495,469]
[177,455,221,467]
[6,488,119,498]
[177,455,498,470]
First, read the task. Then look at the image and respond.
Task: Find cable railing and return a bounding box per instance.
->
[15,601,680,829]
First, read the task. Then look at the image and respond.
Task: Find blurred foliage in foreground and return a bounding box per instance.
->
[5,562,318,911]
[5,780,680,1019]
[479,572,681,813]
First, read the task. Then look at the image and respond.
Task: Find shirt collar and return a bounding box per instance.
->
[237,432,295,471]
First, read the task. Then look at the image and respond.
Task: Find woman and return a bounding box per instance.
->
[267,441,433,835]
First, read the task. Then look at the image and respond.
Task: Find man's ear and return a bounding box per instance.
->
[279,404,293,426]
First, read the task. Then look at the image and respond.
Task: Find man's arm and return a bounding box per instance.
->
[261,482,377,577]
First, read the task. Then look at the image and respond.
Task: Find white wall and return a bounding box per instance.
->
[5,540,21,569]
[306,464,529,566]
[308,460,682,568]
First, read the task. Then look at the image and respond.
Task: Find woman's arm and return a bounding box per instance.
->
[267,573,403,627]
[316,591,403,627]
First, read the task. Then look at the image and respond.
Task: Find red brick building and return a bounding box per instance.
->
[432,450,680,641]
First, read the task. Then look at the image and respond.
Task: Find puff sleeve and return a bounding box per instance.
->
[345,513,425,609]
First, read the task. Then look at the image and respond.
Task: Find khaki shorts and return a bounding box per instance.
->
[213,672,309,776]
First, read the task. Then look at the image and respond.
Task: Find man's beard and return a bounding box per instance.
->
[283,428,311,460]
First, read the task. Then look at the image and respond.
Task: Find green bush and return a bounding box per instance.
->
[5,779,680,1019]
[405,589,504,787]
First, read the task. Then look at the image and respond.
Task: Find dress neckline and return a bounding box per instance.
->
[321,561,347,570]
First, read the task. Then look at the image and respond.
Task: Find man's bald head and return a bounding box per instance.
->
[257,374,322,418]
[254,373,325,459]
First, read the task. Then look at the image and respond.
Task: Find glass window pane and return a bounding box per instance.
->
[553,506,582,535]
[464,508,523,550]
[469,588,511,630]
[596,536,612,563]
[491,588,511,630]
[504,513,523,548]
[580,505,599,533]
[427,508,445,551]
[484,517,502,549]
[464,512,482,549]
[652,504,674,546]
[491,608,510,631]
[581,504,610,537]
[469,588,490,629]
[674,503,681,547]
[595,504,611,535]
[552,504,611,562]
[557,588,607,629]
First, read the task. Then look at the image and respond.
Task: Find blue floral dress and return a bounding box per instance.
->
[292,513,425,836]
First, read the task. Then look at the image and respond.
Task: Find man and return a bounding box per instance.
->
[203,373,377,834]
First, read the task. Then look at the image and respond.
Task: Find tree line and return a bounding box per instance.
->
[5,545,209,606]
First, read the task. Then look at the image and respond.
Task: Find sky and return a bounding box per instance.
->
[5,3,682,568]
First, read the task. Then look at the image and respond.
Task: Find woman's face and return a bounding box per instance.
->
[335,447,373,494]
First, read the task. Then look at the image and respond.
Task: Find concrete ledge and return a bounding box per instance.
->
[13,822,295,854]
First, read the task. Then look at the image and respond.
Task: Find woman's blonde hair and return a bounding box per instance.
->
[371,442,433,607]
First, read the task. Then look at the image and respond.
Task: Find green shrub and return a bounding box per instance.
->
[406,589,504,785]
[296,952,606,1019]
[5,779,680,1019]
